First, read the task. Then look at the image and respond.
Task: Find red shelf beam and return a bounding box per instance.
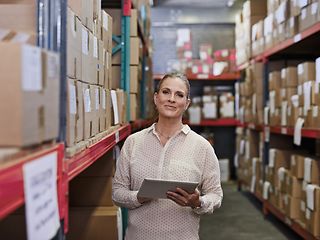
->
[270,126,320,139]
[153,73,240,81]
[0,143,64,220]
[264,201,317,240]
[66,124,131,181]
[186,118,240,127]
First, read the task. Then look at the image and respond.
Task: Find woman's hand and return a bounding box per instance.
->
[166,188,201,208]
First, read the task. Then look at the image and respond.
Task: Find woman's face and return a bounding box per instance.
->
[154,77,190,119]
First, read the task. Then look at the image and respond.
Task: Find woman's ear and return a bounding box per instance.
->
[153,92,158,106]
[185,98,191,110]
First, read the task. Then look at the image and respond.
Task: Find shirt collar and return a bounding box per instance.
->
[147,122,191,135]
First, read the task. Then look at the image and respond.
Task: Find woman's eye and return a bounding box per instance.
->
[176,93,184,98]
[162,89,169,94]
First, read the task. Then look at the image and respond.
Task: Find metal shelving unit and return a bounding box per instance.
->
[236,20,320,240]
[186,118,240,127]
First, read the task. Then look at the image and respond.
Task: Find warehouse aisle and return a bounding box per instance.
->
[199,183,303,240]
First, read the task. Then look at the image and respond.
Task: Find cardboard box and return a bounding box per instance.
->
[290,154,305,179]
[0,43,59,146]
[105,89,112,130]
[70,176,114,206]
[68,0,94,32]
[82,83,95,139]
[101,10,113,52]
[306,209,320,237]
[269,71,282,90]
[286,16,299,38]
[67,7,82,80]
[284,195,300,219]
[242,0,267,18]
[91,85,100,136]
[82,25,98,84]
[112,37,139,65]
[298,62,316,84]
[0,4,36,33]
[286,176,302,198]
[111,65,122,90]
[99,88,107,132]
[105,8,137,36]
[68,206,121,240]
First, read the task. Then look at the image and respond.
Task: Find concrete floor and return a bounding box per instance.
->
[199,182,303,240]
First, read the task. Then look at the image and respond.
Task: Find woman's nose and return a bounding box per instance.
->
[168,93,175,102]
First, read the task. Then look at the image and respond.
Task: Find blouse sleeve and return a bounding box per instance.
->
[193,144,223,215]
[112,136,142,209]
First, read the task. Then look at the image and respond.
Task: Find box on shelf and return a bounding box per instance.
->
[101,10,113,52]
[0,43,60,146]
[112,37,139,65]
[68,206,122,240]
[105,8,137,37]
[67,7,82,80]
[69,0,94,32]
[81,26,97,84]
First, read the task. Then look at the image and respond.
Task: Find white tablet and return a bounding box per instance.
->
[137,178,199,199]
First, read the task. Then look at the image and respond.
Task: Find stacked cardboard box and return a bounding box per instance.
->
[0,2,60,147]
[68,150,122,240]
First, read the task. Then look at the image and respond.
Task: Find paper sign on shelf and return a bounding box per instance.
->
[69,83,77,114]
[264,126,270,142]
[110,90,119,125]
[23,152,60,240]
[294,117,304,145]
[306,184,317,210]
[115,131,120,143]
[22,45,42,91]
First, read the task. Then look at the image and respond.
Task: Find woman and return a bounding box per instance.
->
[112,72,223,240]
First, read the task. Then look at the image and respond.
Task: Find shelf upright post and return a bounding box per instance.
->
[121,2,131,236]
[262,59,269,183]
[122,0,131,122]
[140,4,147,118]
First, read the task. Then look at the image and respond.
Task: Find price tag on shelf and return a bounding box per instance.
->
[248,123,255,129]
[284,217,292,226]
[23,152,60,240]
[264,126,270,142]
[294,34,301,43]
[281,127,287,134]
[115,131,120,143]
[197,74,209,79]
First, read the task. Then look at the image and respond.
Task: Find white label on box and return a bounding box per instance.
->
[288,106,292,116]
[188,106,201,124]
[269,149,276,168]
[301,8,307,19]
[298,64,303,75]
[294,34,301,43]
[93,36,98,59]
[305,209,311,220]
[115,131,120,143]
[103,49,106,65]
[69,83,77,114]
[106,52,109,69]
[263,181,270,200]
[95,88,99,110]
[245,141,250,160]
[290,18,294,28]
[291,95,299,107]
[265,126,270,142]
[270,91,276,114]
[250,176,256,193]
[281,69,286,79]
[203,102,217,118]
[111,90,119,124]
[312,3,318,15]
[303,180,307,190]
[264,107,269,125]
[297,85,302,95]
[103,13,109,31]
[23,152,60,240]
[47,54,59,79]
[304,157,312,182]
[197,74,209,79]
[240,139,245,155]
[102,89,106,110]
[22,45,42,91]
[281,89,286,98]
[294,117,304,145]
[316,57,320,82]
[82,28,89,55]
[281,127,287,135]
[234,154,239,168]
[278,167,286,182]
[312,106,318,117]
[306,184,316,210]
[70,15,76,37]
[291,156,296,166]
[83,88,91,113]
[303,81,312,114]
